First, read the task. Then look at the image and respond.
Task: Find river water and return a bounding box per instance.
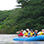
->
[0,34,44,44]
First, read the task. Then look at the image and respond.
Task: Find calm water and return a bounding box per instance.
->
[0,34,44,44]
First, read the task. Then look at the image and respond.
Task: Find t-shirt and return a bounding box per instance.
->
[34,32,37,36]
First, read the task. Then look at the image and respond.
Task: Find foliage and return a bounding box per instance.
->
[0,0,44,33]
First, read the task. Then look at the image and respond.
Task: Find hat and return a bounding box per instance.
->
[26,29,29,31]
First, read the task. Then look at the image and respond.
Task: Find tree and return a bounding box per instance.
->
[0,0,44,33]
[16,0,44,30]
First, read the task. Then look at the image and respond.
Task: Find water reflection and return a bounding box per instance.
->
[0,35,44,44]
[0,41,44,44]
[14,41,44,44]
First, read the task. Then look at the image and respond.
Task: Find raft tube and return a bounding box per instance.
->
[13,35,44,41]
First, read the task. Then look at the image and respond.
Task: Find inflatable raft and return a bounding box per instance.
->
[13,35,44,41]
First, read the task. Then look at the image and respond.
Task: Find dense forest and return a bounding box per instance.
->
[0,0,44,34]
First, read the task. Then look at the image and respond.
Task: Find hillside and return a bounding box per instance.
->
[0,0,44,34]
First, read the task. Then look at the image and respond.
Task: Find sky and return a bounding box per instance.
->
[0,0,19,10]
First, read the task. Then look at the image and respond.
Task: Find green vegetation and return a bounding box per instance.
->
[0,0,44,34]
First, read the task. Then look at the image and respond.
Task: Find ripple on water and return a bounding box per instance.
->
[0,34,44,44]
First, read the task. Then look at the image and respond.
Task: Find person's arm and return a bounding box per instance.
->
[37,32,40,36]
[16,31,20,34]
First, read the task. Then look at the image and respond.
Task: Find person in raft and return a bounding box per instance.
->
[38,29,44,35]
[16,30,24,37]
[34,30,38,36]
[24,30,28,37]
[28,29,34,37]
[23,28,30,37]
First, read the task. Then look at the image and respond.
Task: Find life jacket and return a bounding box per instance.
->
[24,32,28,36]
[30,32,34,36]
[42,32,44,35]
[39,32,43,35]
[18,32,23,36]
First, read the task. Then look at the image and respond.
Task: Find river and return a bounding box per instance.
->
[0,34,44,44]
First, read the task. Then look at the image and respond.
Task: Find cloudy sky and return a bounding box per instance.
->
[0,0,18,10]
